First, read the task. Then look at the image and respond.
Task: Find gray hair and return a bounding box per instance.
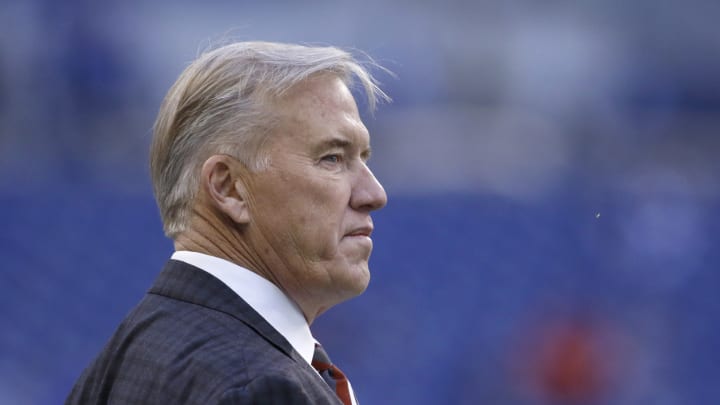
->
[150,41,389,238]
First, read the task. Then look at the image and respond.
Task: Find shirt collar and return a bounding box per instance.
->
[170,250,316,366]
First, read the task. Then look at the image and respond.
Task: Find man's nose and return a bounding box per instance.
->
[350,163,388,212]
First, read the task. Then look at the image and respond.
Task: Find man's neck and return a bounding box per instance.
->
[173,211,322,324]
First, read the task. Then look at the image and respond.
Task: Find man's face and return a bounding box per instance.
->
[241,75,387,318]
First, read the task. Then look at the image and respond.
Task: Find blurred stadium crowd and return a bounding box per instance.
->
[1,0,719,404]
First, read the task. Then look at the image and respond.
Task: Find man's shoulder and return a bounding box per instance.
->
[112,262,282,359]
[66,291,328,404]
[106,290,293,372]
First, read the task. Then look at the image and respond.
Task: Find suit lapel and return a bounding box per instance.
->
[148,259,301,362]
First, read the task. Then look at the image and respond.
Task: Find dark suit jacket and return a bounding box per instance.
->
[67,259,343,404]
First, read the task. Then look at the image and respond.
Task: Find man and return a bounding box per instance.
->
[67,41,389,404]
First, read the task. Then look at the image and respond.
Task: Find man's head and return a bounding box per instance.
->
[151,41,388,237]
[150,41,389,321]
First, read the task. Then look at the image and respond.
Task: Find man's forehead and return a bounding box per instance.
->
[270,75,369,144]
[279,74,357,112]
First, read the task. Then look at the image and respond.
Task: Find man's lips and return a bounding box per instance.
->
[345,226,373,237]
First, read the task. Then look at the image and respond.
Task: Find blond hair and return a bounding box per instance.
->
[150,41,389,238]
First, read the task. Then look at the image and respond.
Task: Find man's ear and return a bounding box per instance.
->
[200,155,251,225]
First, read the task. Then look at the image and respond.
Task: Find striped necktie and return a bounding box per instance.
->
[312,343,355,405]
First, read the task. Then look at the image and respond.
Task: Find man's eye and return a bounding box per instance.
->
[321,154,341,164]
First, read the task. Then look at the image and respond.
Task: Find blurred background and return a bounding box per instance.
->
[1,0,719,403]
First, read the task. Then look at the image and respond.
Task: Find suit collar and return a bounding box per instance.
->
[148,259,304,363]
[170,251,316,366]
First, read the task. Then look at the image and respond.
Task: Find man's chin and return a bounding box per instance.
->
[346,263,371,294]
[327,259,368,295]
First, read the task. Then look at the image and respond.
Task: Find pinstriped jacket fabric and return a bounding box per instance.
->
[66,260,342,405]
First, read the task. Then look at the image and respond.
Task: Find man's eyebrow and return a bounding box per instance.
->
[313,136,372,159]
[316,138,352,150]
